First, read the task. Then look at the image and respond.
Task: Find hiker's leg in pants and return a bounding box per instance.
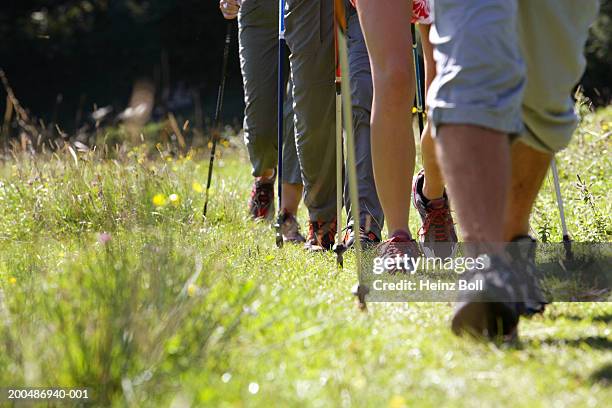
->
[239,1,302,212]
[285,0,336,222]
[429,0,524,250]
[239,1,278,178]
[504,0,599,240]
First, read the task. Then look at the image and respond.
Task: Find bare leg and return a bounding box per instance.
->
[418,24,445,200]
[421,123,446,199]
[281,183,303,215]
[258,168,275,180]
[436,125,510,253]
[504,141,552,240]
[356,0,416,237]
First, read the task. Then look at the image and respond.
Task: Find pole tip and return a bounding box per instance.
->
[351,283,369,311]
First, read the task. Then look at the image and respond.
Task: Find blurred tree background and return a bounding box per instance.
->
[584,0,612,107]
[0,0,244,134]
[0,0,610,138]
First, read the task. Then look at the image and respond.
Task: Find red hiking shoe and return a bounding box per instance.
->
[343,226,380,249]
[376,230,421,274]
[304,219,337,252]
[248,177,274,221]
[412,169,458,258]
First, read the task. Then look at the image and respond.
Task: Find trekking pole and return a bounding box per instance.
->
[411,24,425,136]
[551,158,573,261]
[335,0,367,310]
[274,0,287,248]
[333,24,347,268]
[203,21,233,217]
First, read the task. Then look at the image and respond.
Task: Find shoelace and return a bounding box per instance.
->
[343,227,375,243]
[378,237,420,273]
[380,236,415,257]
[419,207,452,241]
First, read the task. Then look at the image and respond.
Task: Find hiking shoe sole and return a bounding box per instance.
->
[452,301,519,341]
[451,255,522,341]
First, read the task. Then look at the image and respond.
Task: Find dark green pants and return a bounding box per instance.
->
[238,0,301,184]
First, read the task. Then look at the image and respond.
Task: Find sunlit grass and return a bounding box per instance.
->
[0,108,610,406]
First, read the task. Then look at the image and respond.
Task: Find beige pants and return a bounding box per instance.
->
[429,0,600,153]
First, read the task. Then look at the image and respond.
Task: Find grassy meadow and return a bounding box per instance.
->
[0,106,610,407]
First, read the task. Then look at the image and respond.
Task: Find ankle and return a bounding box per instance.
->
[280,208,295,217]
[422,180,444,202]
[389,229,412,240]
[258,169,275,182]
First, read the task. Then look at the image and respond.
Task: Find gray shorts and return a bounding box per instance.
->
[428,0,599,153]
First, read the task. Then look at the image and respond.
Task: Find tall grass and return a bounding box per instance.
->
[0,106,610,406]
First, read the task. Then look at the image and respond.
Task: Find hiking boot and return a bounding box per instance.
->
[279,211,306,244]
[412,169,457,258]
[507,236,549,316]
[305,219,337,252]
[451,255,522,341]
[248,177,274,221]
[343,226,381,249]
[376,230,421,274]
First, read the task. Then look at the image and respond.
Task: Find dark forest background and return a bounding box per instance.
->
[0,0,610,135]
[0,0,245,133]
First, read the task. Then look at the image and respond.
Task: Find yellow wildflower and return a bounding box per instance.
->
[192,182,203,193]
[187,284,197,297]
[153,194,167,207]
[388,395,406,408]
[9,277,17,285]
